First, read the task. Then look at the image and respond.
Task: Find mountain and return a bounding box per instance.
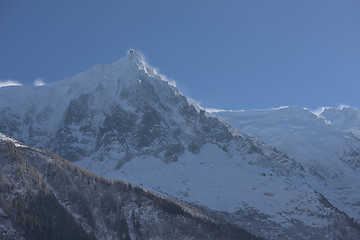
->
[1,50,359,239]
[0,50,239,164]
[215,106,360,223]
[0,134,260,240]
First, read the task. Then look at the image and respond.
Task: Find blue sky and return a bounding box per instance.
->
[1,0,359,110]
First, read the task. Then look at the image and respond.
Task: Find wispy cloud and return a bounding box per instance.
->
[33,78,46,86]
[0,79,23,88]
[205,108,225,113]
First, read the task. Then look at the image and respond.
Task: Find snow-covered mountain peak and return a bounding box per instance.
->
[53,49,162,97]
[109,48,159,78]
[0,49,304,171]
[127,49,144,64]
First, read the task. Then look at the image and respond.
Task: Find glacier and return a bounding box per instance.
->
[214,106,360,222]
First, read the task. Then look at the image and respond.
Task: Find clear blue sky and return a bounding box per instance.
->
[1,0,359,110]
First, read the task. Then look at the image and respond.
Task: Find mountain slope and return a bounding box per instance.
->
[1,50,359,239]
[215,106,360,222]
[0,134,261,240]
